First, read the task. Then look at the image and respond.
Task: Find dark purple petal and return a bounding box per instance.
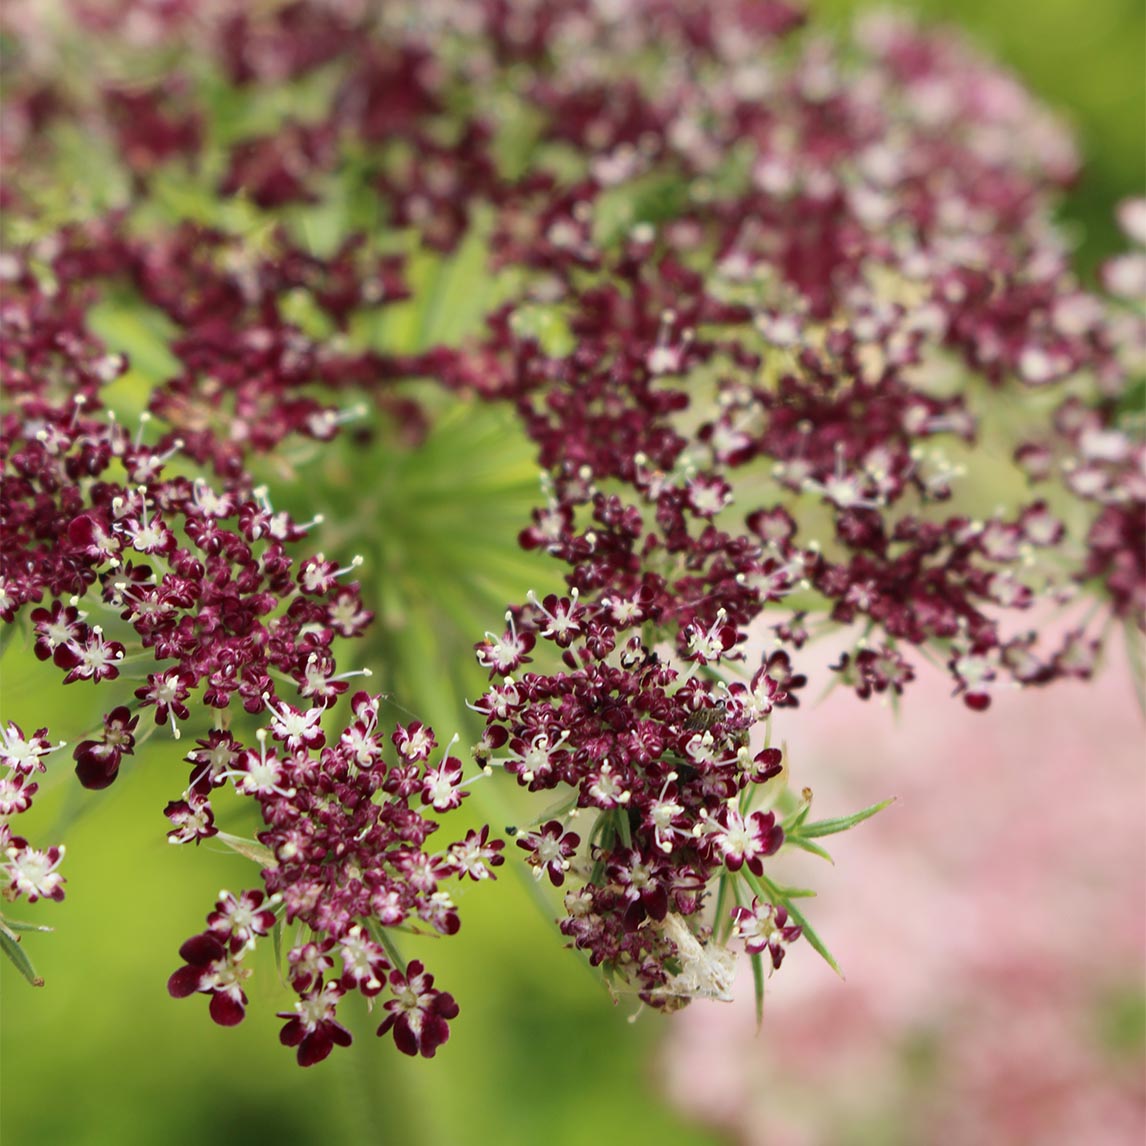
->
[178,932,226,965]
[167,966,204,999]
[297,1029,333,1067]
[209,992,245,1027]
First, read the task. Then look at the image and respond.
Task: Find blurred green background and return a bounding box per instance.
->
[1,3,1142,1145]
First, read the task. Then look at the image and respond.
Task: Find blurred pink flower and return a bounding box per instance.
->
[661,629,1146,1146]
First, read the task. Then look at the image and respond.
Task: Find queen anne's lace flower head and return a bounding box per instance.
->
[1,0,1140,1063]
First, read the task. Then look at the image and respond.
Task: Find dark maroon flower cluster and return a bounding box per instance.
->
[424,9,1145,710]
[396,0,1143,999]
[5,5,1138,711]
[0,235,494,1058]
[1,248,374,767]
[0,721,67,906]
[475,595,787,1000]
[1,0,1141,1046]
[166,693,489,1063]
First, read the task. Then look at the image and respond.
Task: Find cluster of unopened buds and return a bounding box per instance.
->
[1,0,1141,1064]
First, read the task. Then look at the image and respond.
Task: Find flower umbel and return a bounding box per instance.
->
[1,0,1141,1065]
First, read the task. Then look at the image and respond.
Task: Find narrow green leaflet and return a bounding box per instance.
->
[0,928,43,987]
[272,917,285,982]
[712,870,733,943]
[785,837,835,863]
[745,870,843,979]
[785,802,812,832]
[750,950,765,1031]
[792,797,895,839]
[367,920,407,973]
[615,806,633,850]
[0,918,54,933]
[779,897,843,980]
[215,832,277,869]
